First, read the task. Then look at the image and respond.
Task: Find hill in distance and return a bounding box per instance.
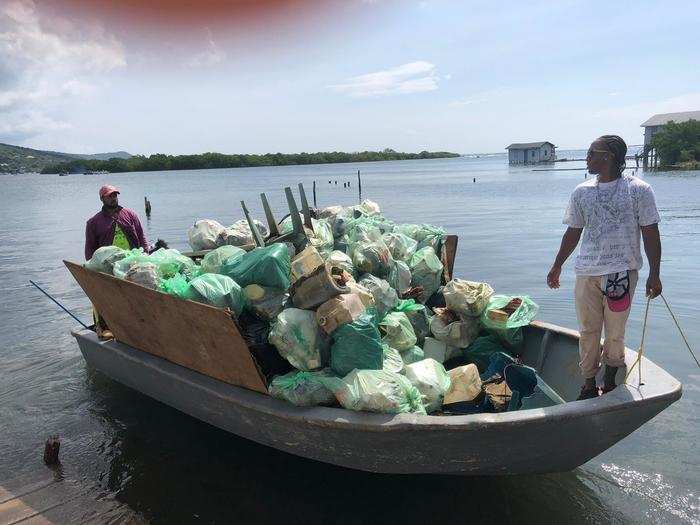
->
[0,143,132,173]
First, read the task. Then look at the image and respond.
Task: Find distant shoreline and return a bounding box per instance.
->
[40,150,461,174]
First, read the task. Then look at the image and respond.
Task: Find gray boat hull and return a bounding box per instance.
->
[71,323,681,475]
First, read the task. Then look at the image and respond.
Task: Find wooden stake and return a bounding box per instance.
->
[43,435,60,465]
[357,169,362,204]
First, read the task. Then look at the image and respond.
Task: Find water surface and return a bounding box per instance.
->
[1,153,698,523]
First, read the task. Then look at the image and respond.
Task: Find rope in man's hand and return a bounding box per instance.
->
[625,294,699,387]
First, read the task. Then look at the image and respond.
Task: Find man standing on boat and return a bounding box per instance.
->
[85,185,150,260]
[85,185,150,339]
[547,135,662,400]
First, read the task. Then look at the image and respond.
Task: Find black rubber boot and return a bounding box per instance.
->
[576,386,599,400]
[602,366,619,394]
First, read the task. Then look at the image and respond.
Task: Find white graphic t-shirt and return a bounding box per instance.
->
[563,175,660,276]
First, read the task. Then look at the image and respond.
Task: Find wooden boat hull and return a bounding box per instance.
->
[71,321,681,475]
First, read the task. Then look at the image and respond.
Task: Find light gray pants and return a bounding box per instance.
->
[574,270,638,379]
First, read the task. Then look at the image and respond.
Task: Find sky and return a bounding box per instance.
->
[1,0,699,155]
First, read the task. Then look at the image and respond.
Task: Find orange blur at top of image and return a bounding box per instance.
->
[49,0,331,31]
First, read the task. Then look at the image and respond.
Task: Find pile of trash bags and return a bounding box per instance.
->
[84,199,540,416]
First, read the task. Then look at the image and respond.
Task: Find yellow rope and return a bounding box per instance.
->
[625,297,651,386]
[625,293,699,387]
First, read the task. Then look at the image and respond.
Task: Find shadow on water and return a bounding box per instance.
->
[85,369,622,525]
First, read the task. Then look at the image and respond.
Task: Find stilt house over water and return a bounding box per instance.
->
[506,141,556,165]
[641,110,700,146]
[639,110,700,168]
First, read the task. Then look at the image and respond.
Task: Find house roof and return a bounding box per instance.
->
[640,110,700,127]
[505,141,555,150]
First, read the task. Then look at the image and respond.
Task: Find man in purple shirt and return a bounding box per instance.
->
[85,185,150,260]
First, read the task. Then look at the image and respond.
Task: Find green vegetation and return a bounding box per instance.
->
[0,143,75,173]
[651,119,700,166]
[0,142,131,173]
[40,149,460,174]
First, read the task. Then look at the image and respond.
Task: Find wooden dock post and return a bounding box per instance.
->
[43,436,60,465]
[312,180,317,208]
[144,197,151,217]
[357,170,362,204]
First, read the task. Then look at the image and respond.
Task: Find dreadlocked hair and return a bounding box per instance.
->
[598,135,627,178]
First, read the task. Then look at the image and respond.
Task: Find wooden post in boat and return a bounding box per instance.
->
[298,183,312,229]
[284,187,304,235]
[357,169,362,204]
[260,193,280,238]
[240,200,265,247]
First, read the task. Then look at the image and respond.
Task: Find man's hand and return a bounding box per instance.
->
[547,265,562,289]
[646,274,662,298]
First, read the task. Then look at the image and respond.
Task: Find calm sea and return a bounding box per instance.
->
[1,152,698,524]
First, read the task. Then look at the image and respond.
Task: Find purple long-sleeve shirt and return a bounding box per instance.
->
[85,206,149,260]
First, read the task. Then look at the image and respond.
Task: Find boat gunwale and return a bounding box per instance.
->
[71,321,682,433]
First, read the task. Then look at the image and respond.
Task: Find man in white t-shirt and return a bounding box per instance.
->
[547,135,662,400]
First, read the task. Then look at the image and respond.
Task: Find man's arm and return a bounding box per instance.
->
[547,227,583,289]
[85,220,96,260]
[641,223,662,298]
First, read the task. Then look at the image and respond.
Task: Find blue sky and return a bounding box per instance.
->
[1,0,699,155]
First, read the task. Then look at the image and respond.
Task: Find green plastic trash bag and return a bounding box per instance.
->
[379,311,417,352]
[269,308,325,371]
[396,223,445,252]
[269,369,337,407]
[491,326,524,351]
[383,232,418,263]
[148,248,196,279]
[244,284,289,321]
[430,312,480,349]
[201,245,245,274]
[481,295,539,329]
[409,247,443,303]
[353,199,381,217]
[400,345,425,365]
[444,279,494,317]
[358,274,399,319]
[351,239,392,278]
[309,218,334,257]
[112,248,150,279]
[404,358,451,413]
[388,259,412,295]
[329,369,426,414]
[382,344,405,374]
[124,262,161,289]
[222,243,291,290]
[330,312,384,376]
[188,273,246,315]
[187,219,226,251]
[463,334,507,373]
[395,299,432,345]
[160,273,200,301]
[327,250,355,276]
[480,295,537,352]
[85,246,127,273]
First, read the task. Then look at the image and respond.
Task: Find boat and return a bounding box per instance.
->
[70,321,681,475]
[65,188,681,475]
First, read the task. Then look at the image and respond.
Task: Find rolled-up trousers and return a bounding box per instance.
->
[574,270,638,379]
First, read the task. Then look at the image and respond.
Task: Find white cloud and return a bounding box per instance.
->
[0,0,125,142]
[328,61,439,97]
[0,110,70,141]
[187,28,226,68]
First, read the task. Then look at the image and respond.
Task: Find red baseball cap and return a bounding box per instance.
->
[99,185,120,198]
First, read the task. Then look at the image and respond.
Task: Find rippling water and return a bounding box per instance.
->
[1,153,698,524]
